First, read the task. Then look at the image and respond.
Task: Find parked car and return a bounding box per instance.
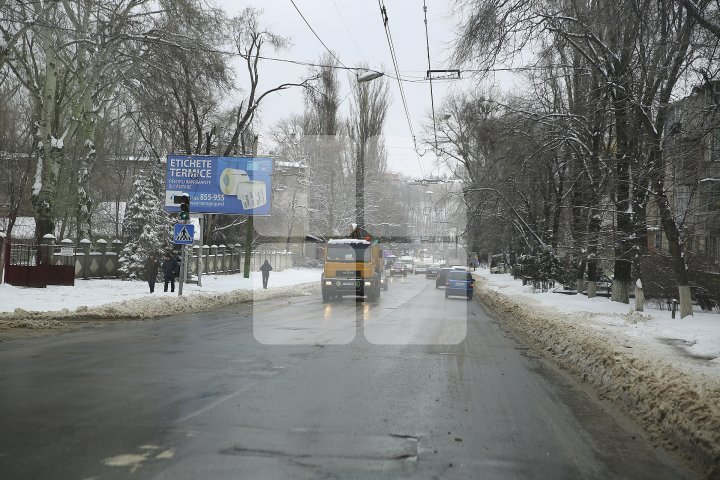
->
[414,263,428,274]
[426,265,440,278]
[390,262,407,277]
[444,271,475,300]
[435,268,453,288]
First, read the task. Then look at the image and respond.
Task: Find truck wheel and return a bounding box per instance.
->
[322,290,331,303]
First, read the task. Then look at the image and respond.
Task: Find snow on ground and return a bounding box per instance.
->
[474,269,720,475]
[479,270,720,371]
[0,268,322,324]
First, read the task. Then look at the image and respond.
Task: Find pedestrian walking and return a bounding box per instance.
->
[146,254,159,293]
[162,253,178,292]
[260,259,273,289]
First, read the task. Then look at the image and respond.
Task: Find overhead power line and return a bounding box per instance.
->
[289,0,348,69]
[333,0,365,61]
[377,0,424,179]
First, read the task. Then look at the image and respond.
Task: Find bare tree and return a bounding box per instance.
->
[347,66,390,229]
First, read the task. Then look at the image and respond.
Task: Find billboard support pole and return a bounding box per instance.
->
[197,216,203,287]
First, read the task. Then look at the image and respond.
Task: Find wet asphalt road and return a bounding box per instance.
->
[0,274,696,479]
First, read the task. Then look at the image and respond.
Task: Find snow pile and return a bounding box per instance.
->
[474,272,720,475]
[0,319,68,329]
[0,269,321,325]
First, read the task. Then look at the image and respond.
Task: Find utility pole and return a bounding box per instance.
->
[243,135,259,278]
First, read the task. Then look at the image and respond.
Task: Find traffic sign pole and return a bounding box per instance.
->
[178,243,187,296]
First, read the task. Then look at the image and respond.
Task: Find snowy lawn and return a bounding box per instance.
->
[477,269,720,368]
[0,268,321,315]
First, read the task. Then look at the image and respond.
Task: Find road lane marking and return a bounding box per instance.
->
[176,383,258,423]
[176,391,240,423]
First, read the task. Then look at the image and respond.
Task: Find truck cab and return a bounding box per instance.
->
[321,239,383,302]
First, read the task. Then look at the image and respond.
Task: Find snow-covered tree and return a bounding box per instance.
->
[118,164,171,280]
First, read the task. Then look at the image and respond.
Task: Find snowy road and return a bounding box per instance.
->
[0,275,696,479]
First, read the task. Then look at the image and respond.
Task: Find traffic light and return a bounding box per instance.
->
[175,194,190,221]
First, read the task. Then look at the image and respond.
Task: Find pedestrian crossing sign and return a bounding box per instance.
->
[174,224,195,245]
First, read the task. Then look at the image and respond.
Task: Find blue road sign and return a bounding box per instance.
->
[174,224,195,245]
[165,155,273,215]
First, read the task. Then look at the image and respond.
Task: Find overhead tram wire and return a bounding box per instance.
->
[289,0,348,69]
[423,0,439,156]
[22,19,569,79]
[377,0,425,179]
[333,0,366,61]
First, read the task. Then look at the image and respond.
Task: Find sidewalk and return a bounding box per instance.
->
[0,268,322,324]
[475,270,720,373]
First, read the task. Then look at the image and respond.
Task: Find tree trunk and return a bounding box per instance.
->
[587,280,597,298]
[635,282,645,312]
[650,151,693,318]
[575,256,586,294]
[612,278,630,304]
[678,285,692,318]
[611,94,632,304]
[77,121,95,240]
[32,29,61,243]
[204,214,214,245]
[0,236,5,284]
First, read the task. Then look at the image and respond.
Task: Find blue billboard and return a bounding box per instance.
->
[165,155,273,215]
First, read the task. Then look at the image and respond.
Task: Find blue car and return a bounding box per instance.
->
[444,271,475,300]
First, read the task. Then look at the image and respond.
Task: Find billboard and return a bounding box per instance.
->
[165,155,273,215]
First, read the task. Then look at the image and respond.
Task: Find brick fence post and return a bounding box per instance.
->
[79,238,92,279]
[59,238,73,267]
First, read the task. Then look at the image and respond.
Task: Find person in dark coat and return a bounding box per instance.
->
[162,253,178,292]
[260,259,273,289]
[146,254,159,293]
[173,250,182,278]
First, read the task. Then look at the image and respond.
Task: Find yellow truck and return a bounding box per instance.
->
[321,239,385,302]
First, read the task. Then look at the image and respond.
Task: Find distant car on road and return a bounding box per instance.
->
[390,263,407,277]
[380,270,390,290]
[445,271,475,300]
[398,256,415,274]
[414,263,428,274]
[426,265,440,278]
[435,268,453,288]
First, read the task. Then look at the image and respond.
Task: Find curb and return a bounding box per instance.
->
[0,282,321,324]
[474,278,720,478]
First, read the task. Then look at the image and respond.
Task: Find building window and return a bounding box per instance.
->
[675,186,691,219]
[701,183,720,212]
[710,236,720,265]
[655,231,663,250]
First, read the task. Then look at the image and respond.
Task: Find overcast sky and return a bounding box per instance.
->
[213,0,510,178]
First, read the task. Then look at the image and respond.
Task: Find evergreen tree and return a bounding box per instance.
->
[119,163,171,279]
